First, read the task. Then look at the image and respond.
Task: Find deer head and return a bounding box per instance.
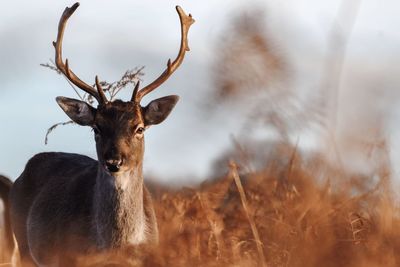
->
[54,2,194,174]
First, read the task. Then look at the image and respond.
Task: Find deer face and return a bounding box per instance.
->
[56,96,178,174]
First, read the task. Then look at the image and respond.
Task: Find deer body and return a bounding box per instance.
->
[9,2,194,266]
[0,175,14,263]
[10,151,157,264]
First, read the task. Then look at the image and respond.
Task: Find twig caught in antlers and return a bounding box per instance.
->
[44,120,75,145]
[40,61,145,144]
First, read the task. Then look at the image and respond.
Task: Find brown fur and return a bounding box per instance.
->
[0,175,14,263]
[9,97,177,266]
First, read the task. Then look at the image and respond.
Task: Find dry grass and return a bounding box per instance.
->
[137,141,399,267]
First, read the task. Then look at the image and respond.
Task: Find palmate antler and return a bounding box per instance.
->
[53,2,107,104]
[131,6,195,104]
[53,2,194,105]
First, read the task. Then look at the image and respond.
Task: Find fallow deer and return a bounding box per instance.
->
[0,175,14,264]
[9,2,194,266]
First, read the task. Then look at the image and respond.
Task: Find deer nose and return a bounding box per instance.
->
[105,158,123,173]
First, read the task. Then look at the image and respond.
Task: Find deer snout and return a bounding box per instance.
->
[105,158,123,173]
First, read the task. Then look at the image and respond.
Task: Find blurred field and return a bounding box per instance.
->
[142,141,399,267]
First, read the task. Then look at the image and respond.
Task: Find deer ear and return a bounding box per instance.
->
[143,95,179,126]
[56,96,96,126]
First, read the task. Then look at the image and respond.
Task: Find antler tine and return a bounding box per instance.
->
[95,76,108,103]
[133,6,195,103]
[53,2,105,104]
[131,81,141,102]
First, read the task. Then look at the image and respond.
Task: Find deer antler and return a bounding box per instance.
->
[132,6,195,103]
[53,2,107,104]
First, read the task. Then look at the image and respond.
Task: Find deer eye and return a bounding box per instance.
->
[135,126,145,135]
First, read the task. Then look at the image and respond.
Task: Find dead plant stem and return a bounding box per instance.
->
[229,161,267,267]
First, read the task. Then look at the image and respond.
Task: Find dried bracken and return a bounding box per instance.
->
[143,142,399,267]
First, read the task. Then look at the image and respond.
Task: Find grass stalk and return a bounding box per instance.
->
[229,161,267,267]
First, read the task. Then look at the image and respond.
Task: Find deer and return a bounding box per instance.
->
[0,175,15,264]
[9,2,194,266]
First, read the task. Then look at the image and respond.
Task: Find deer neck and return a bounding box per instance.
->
[92,163,147,249]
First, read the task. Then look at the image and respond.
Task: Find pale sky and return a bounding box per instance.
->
[0,0,399,184]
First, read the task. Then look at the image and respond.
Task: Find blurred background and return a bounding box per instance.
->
[0,0,399,186]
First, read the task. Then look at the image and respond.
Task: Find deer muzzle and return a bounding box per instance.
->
[105,158,123,173]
